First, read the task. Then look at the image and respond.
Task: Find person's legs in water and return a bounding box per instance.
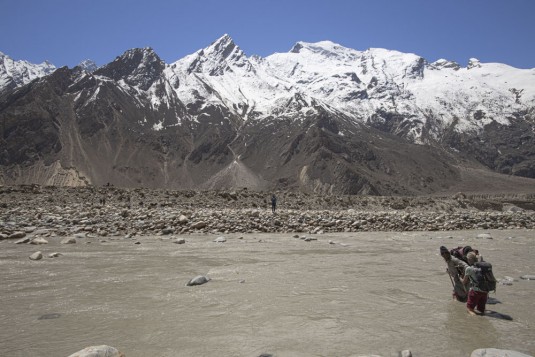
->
[466,290,479,315]
[476,292,488,315]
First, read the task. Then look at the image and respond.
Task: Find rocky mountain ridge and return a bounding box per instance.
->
[1,36,534,195]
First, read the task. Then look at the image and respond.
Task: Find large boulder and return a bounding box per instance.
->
[67,345,125,357]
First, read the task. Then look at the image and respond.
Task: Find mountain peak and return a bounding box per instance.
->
[290,40,344,53]
[0,52,56,92]
[431,58,461,70]
[95,47,165,90]
[204,34,241,58]
[212,34,233,46]
[76,59,98,73]
[467,58,482,69]
[185,34,248,76]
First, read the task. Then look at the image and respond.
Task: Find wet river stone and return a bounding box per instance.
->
[186,275,211,286]
[29,251,43,260]
[67,345,125,357]
[471,348,533,357]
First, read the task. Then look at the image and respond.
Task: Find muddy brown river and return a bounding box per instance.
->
[1,229,534,357]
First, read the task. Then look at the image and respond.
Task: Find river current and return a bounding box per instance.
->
[1,229,534,356]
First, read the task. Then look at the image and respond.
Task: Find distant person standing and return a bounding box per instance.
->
[271,194,277,213]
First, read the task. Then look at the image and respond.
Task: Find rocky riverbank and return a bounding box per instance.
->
[1,185,535,240]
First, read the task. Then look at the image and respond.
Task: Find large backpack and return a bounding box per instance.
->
[450,246,465,261]
[472,261,497,292]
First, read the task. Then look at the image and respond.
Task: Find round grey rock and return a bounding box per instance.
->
[29,251,43,260]
[186,275,211,286]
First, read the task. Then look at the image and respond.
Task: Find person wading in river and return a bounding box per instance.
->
[461,252,496,316]
[440,246,469,302]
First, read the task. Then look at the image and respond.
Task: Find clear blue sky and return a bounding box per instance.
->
[1,0,534,69]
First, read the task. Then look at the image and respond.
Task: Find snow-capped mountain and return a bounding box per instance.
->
[0,51,56,92]
[0,35,534,194]
[76,59,98,73]
[168,35,535,142]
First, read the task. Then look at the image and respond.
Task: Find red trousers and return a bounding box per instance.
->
[467,290,488,312]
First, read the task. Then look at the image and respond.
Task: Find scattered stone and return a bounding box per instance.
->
[471,348,532,357]
[214,236,226,243]
[48,252,62,258]
[190,221,207,229]
[29,251,43,260]
[161,227,174,235]
[500,276,515,285]
[30,237,48,245]
[9,231,26,239]
[1,186,535,238]
[67,345,125,357]
[15,237,31,244]
[61,237,77,244]
[134,241,141,245]
[520,275,535,280]
[186,275,211,286]
[400,350,413,357]
[174,238,186,244]
[477,233,493,239]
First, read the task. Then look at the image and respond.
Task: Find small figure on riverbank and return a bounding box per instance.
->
[440,246,468,302]
[271,194,277,213]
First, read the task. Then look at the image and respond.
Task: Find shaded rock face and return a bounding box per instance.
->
[0,64,463,194]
